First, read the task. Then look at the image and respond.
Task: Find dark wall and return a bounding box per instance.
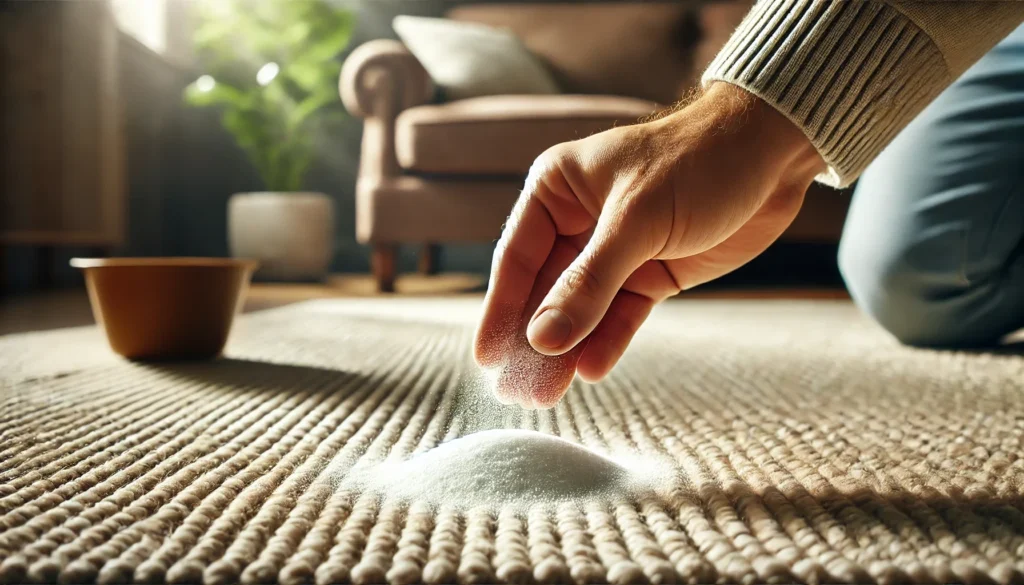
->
[3,0,498,294]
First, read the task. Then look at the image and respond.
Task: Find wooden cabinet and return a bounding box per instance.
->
[1,0,125,286]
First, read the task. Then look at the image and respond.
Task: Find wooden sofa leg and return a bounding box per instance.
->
[372,244,397,293]
[418,243,439,275]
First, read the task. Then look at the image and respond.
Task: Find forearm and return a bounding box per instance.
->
[702,0,1024,187]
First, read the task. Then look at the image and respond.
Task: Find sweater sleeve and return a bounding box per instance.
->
[701,0,1024,188]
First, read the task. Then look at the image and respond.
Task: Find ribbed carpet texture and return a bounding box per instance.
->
[2,298,1024,585]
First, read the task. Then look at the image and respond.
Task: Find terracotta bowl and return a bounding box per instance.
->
[70,257,259,360]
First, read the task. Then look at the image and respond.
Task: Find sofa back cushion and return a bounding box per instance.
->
[445,2,702,105]
[393,15,562,101]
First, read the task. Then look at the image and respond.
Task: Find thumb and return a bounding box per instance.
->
[526,203,650,356]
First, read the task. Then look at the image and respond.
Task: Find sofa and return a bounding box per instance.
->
[340,1,851,292]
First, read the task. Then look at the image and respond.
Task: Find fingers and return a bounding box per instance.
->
[572,258,679,382]
[474,193,556,368]
[666,185,805,290]
[493,343,581,409]
[526,203,650,356]
[474,149,594,368]
[576,290,654,383]
[490,238,585,409]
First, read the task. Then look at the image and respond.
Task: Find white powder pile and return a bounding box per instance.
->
[358,429,672,510]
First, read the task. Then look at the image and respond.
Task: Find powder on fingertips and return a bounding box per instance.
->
[475,302,567,408]
[353,429,673,511]
[481,331,575,409]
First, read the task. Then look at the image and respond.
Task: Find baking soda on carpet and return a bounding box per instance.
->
[355,429,672,510]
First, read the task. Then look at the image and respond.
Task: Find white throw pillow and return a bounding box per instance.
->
[392,15,560,101]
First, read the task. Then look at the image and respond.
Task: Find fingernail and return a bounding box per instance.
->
[528,308,572,349]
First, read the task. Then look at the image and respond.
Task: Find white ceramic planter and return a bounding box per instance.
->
[228,192,334,281]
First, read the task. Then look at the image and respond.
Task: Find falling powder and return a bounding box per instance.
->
[353,429,674,510]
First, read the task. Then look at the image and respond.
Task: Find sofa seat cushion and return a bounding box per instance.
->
[395,95,659,175]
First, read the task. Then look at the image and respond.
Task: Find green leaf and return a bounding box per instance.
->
[300,12,354,63]
[284,60,321,93]
[321,110,347,127]
[192,20,234,52]
[285,156,313,192]
[281,20,312,48]
[184,80,247,108]
[186,0,353,192]
[287,90,339,132]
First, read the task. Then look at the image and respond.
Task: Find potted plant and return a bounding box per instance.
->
[184,0,353,281]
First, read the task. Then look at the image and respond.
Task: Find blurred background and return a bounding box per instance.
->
[1,0,851,300]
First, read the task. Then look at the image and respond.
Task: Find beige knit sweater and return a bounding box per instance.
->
[702,1,1024,188]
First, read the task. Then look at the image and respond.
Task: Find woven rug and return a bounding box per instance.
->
[2,298,1023,585]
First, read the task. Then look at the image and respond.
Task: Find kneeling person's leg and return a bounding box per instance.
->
[839,25,1024,347]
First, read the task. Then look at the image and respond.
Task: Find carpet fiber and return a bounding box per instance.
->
[2,298,1023,585]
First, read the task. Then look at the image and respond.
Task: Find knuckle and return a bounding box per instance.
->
[605,194,635,225]
[503,243,535,277]
[530,142,575,178]
[492,225,538,278]
[559,264,602,301]
[528,148,556,179]
[541,142,570,163]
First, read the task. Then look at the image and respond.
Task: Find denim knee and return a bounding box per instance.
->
[838,23,1024,347]
[838,233,1002,348]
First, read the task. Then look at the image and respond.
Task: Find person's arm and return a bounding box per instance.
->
[704,0,1024,187]
[473,1,1024,409]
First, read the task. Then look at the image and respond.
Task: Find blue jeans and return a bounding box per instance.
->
[839,24,1024,347]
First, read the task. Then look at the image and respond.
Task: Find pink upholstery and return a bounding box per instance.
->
[339,39,434,119]
[356,177,521,243]
[336,1,850,288]
[395,95,659,175]
[338,5,707,251]
[447,3,701,105]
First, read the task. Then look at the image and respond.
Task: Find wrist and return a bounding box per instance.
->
[664,82,826,188]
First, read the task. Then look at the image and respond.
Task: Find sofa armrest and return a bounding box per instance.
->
[339,39,434,119]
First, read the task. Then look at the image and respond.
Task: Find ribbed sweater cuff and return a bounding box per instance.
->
[702,0,951,188]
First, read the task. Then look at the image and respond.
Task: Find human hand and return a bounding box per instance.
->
[474,83,826,408]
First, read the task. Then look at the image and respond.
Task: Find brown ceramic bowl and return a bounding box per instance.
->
[70,257,259,360]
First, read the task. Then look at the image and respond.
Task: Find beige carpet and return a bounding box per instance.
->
[1,298,1023,585]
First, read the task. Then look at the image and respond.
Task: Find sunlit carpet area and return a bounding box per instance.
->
[2,298,1024,585]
